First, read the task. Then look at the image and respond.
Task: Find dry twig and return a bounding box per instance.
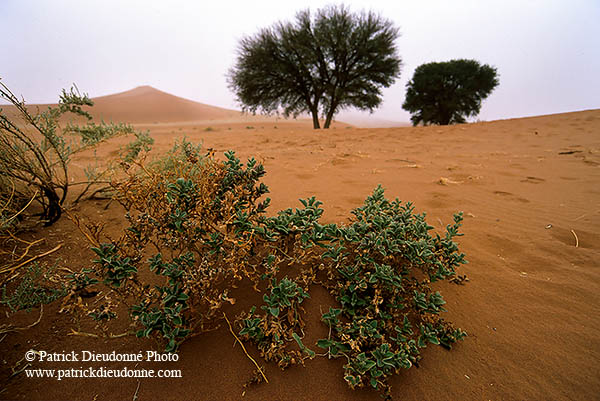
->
[0,244,63,278]
[0,304,44,335]
[132,380,141,401]
[67,329,131,338]
[570,229,579,248]
[223,312,268,384]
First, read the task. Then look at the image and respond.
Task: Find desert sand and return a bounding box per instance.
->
[1,87,599,401]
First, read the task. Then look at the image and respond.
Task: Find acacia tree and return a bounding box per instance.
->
[228,5,402,129]
[402,59,499,126]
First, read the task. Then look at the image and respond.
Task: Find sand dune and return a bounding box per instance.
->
[1,86,599,401]
[88,85,241,123]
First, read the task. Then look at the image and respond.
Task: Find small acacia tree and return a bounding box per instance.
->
[402,59,499,126]
[228,5,402,129]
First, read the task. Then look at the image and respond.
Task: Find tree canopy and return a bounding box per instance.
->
[402,59,499,126]
[227,5,402,129]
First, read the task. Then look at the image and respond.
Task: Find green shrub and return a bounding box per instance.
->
[239,277,313,368]
[75,139,270,351]
[71,141,467,397]
[310,187,467,396]
[1,263,68,312]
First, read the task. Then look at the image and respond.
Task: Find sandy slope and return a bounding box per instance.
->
[0,87,599,401]
[89,85,241,123]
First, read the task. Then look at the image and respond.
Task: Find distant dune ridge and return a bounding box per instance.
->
[89,85,241,123]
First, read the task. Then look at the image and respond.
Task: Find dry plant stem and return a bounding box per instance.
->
[0,304,44,335]
[72,179,112,204]
[6,231,41,244]
[0,234,44,266]
[2,190,38,226]
[0,243,63,276]
[570,229,579,248]
[10,359,31,378]
[223,312,269,384]
[68,329,131,338]
[11,237,44,262]
[0,180,16,215]
[63,208,100,247]
[132,380,141,401]
[68,329,99,338]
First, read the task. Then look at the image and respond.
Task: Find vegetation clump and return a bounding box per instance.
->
[312,188,467,396]
[1,262,68,312]
[74,140,272,351]
[68,140,467,398]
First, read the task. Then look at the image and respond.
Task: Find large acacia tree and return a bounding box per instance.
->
[228,5,402,129]
[402,59,499,126]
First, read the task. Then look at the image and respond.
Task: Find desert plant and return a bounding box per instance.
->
[0,81,152,229]
[73,139,272,351]
[1,262,68,312]
[68,141,467,398]
[402,59,499,126]
[239,185,468,397]
[228,5,402,129]
[311,186,467,397]
[239,277,314,368]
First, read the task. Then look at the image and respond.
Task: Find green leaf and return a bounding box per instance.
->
[317,339,333,349]
[292,332,315,358]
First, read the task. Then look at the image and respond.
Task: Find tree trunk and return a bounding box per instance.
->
[311,108,320,129]
[43,187,62,226]
[324,111,334,129]
[324,105,336,129]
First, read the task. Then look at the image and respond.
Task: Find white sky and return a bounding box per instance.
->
[1,0,598,123]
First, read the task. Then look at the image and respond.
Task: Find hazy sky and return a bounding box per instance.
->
[1,0,598,123]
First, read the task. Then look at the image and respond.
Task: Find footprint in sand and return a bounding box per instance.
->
[583,158,600,167]
[493,191,530,203]
[296,173,315,180]
[521,176,545,184]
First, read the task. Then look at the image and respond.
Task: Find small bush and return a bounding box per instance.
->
[71,141,467,396]
[74,139,270,351]
[1,263,68,312]
[311,188,467,396]
[0,82,152,230]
